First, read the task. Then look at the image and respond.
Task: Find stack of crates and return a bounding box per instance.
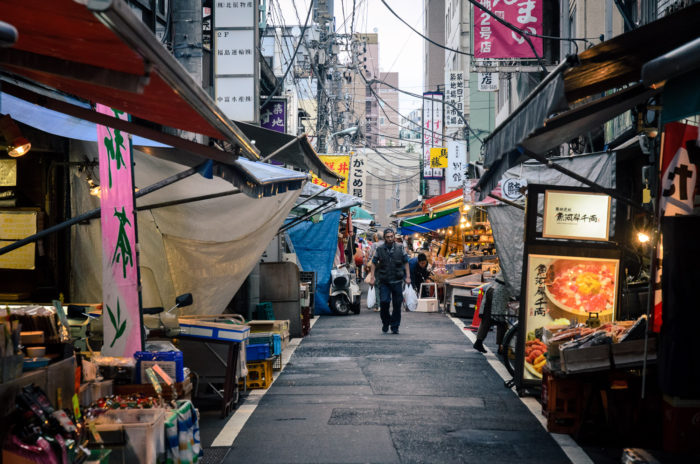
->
[299,271,316,316]
[541,369,584,434]
[240,357,274,390]
[247,332,282,371]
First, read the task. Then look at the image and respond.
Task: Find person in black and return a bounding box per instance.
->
[369,228,410,334]
[409,253,431,294]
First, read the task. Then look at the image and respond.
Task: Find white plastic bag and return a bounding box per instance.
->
[367,285,376,308]
[403,285,418,311]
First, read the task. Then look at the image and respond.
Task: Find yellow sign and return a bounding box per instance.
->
[310,155,349,193]
[0,211,37,269]
[430,147,448,168]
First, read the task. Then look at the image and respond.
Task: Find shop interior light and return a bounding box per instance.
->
[0,114,31,158]
[463,204,471,212]
[637,231,651,243]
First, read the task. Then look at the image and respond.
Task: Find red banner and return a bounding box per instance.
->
[473,0,543,59]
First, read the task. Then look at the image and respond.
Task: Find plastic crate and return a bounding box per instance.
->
[248,333,274,347]
[541,370,583,434]
[240,358,274,389]
[246,343,271,362]
[255,302,274,320]
[272,355,282,371]
[272,334,281,356]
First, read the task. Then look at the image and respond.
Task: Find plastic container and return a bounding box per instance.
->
[89,408,165,464]
[255,302,274,320]
[272,334,282,356]
[246,343,271,362]
[134,351,184,383]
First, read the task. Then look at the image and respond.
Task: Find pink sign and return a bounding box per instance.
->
[474,0,543,59]
[97,104,141,356]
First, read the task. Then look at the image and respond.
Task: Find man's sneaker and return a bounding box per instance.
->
[391,328,399,334]
[382,325,389,333]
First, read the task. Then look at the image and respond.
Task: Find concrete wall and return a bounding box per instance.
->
[423,0,446,92]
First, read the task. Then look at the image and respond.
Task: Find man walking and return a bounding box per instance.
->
[369,228,410,334]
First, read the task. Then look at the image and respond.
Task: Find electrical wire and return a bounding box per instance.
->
[261,0,313,109]
[380,0,474,57]
[367,170,420,183]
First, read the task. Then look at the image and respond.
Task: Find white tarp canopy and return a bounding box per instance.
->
[487,152,617,294]
[69,140,303,315]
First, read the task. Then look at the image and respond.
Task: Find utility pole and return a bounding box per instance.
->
[314,0,334,153]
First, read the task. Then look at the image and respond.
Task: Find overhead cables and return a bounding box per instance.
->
[260,0,313,109]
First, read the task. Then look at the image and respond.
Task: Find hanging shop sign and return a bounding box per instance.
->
[501,177,527,202]
[0,210,36,270]
[445,70,465,127]
[542,190,611,241]
[477,72,499,91]
[446,140,467,190]
[261,97,287,133]
[522,253,620,381]
[97,104,142,357]
[311,155,349,193]
[473,1,543,59]
[422,91,444,180]
[349,151,367,200]
[213,0,259,122]
[430,147,448,169]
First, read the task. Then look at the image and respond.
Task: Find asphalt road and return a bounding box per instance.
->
[212,306,572,463]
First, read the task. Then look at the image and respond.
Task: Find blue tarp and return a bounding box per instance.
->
[287,210,341,315]
[398,211,460,235]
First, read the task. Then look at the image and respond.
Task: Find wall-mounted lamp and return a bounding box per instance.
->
[0,115,31,158]
[637,231,650,244]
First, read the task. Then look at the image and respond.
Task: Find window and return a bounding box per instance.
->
[379,117,385,125]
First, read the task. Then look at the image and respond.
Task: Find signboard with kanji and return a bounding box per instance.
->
[310,155,349,193]
[96,104,142,357]
[478,72,499,91]
[445,71,464,128]
[430,147,448,168]
[543,190,611,241]
[214,0,259,122]
[261,98,286,133]
[473,0,543,59]
[349,151,367,200]
[422,92,444,179]
[446,140,467,190]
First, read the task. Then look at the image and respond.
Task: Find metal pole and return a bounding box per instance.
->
[0,163,206,256]
[261,134,306,162]
[136,189,241,211]
[278,199,337,233]
[294,184,335,208]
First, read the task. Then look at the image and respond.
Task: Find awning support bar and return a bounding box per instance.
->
[278,199,337,234]
[261,134,306,162]
[136,189,241,212]
[0,163,206,257]
[519,147,646,213]
[294,185,334,209]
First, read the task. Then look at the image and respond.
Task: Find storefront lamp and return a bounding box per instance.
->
[637,231,650,243]
[0,115,31,158]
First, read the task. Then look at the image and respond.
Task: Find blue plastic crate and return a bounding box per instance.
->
[272,334,281,356]
[246,343,271,362]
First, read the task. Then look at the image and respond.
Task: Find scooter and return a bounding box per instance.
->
[329,263,361,315]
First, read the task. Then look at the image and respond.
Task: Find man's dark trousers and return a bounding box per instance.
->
[378,281,403,331]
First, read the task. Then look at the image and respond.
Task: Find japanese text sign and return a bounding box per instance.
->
[311,155,349,193]
[97,104,141,357]
[446,140,467,190]
[445,71,465,128]
[349,151,367,200]
[543,190,611,241]
[430,147,448,168]
[423,92,444,179]
[261,98,286,133]
[474,0,543,59]
[478,72,499,91]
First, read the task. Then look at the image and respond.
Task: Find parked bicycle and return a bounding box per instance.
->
[492,299,520,387]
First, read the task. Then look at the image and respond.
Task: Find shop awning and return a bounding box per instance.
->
[423,189,463,213]
[476,4,700,199]
[0,0,258,159]
[391,199,423,218]
[398,208,460,235]
[235,122,343,186]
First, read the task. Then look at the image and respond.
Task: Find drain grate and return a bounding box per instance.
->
[200,446,231,463]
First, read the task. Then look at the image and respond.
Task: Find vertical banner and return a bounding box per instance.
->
[445,71,465,128]
[446,140,467,190]
[349,151,367,200]
[473,0,543,59]
[97,104,141,357]
[261,97,287,133]
[422,91,444,181]
[310,155,350,193]
[654,122,700,332]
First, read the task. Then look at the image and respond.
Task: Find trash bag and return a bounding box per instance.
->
[403,285,418,311]
[367,285,376,308]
